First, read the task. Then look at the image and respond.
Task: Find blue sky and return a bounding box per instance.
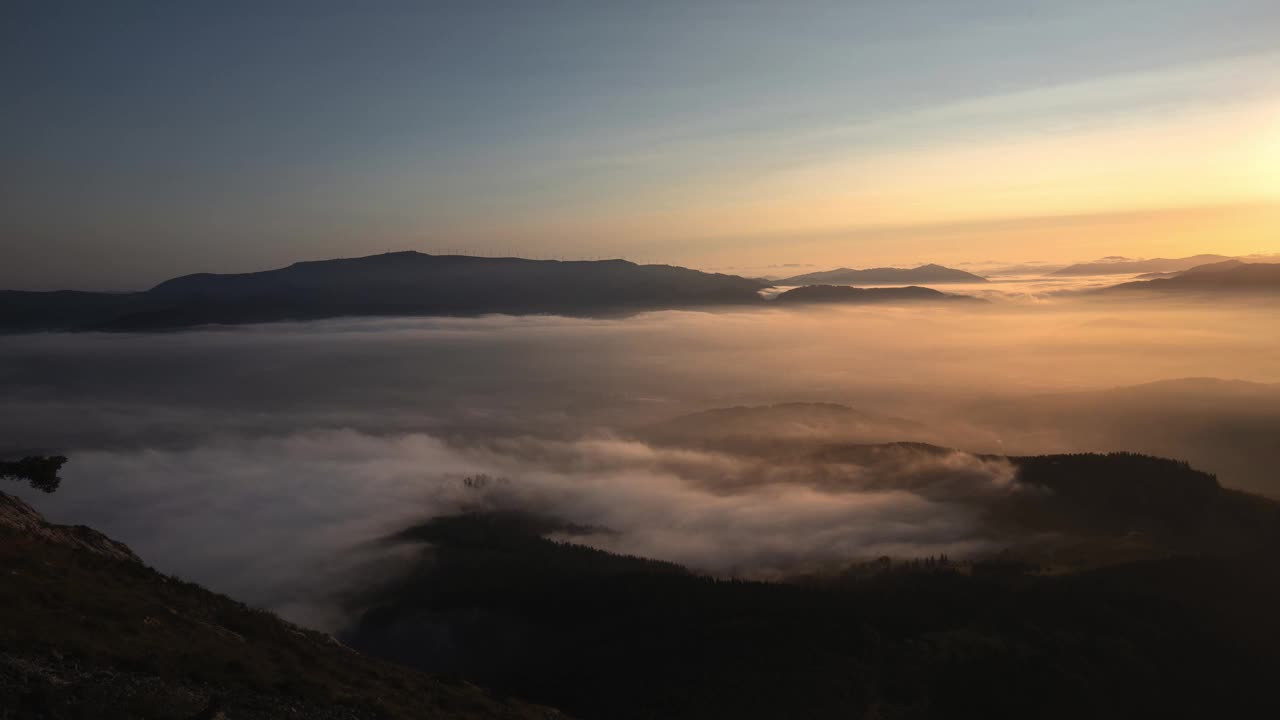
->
[4,1,1279,288]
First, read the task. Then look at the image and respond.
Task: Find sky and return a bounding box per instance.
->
[4,1,1280,290]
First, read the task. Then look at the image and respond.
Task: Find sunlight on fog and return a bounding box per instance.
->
[5,293,1280,624]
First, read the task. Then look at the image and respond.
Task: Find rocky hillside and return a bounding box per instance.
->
[0,492,137,563]
[0,491,567,720]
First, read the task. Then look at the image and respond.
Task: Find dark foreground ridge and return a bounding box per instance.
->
[8,445,1280,719]
[0,490,567,720]
[0,252,769,332]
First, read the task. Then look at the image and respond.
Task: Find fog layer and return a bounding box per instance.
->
[3,298,1279,626]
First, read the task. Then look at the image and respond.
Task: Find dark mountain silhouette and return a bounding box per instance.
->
[775,263,987,285]
[773,284,983,304]
[1,252,770,332]
[1051,254,1232,276]
[0,489,568,720]
[1101,262,1280,295]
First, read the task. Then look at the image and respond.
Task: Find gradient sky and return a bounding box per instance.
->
[4,1,1280,289]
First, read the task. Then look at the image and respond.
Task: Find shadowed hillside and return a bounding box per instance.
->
[345,466,1280,720]
[0,490,567,720]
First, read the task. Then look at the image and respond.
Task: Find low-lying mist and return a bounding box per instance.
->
[16,430,1020,629]
[4,300,1277,444]
[3,297,1279,627]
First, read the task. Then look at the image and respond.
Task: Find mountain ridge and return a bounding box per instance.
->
[2,252,770,332]
[775,263,988,285]
[1101,262,1280,295]
[773,284,984,304]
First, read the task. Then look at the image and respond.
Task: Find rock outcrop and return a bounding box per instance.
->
[0,491,140,563]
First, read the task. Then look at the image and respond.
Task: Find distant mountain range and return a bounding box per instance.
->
[1,253,1003,331]
[775,263,988,285]
[1,252,770,331]
[1052,254,1233,276]
[773,284,983,304]
[1101,262,1280,295]
[17,249,1273,332]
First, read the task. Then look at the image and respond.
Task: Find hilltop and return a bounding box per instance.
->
[773,284,984,304]
[775,263,988,285]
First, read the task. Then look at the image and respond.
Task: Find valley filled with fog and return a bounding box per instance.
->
[4,292,1279,628]
[7,6,1280,716]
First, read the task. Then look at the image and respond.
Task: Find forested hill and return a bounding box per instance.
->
[346,499,1280,720]
[342,449,1280,719]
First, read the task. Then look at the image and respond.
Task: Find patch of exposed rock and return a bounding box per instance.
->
[0,491,140,563]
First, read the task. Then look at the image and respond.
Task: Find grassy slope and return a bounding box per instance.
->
[0,493,567,720]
